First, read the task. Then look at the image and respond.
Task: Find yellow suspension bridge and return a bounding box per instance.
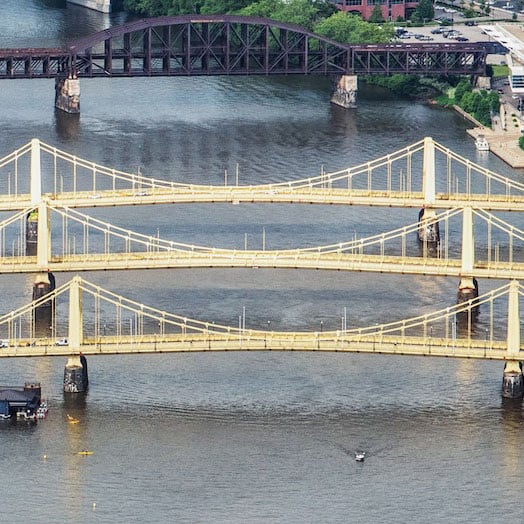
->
[1,137,524,396]
[0,137,523,211]
[0,203,523,279]
[0,276,521,364]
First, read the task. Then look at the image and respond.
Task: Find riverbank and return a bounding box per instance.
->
[455,103,524,169]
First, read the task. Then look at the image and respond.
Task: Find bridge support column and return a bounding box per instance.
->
[418,138,438,246]
[502,280,523,398]
[330,75,357,109]
[33,272,55,336]
[30,138,42,205]
[36,200,50,268]
[418,208,440,245]
[64,276,88,393]
[458,207,478,304]
[55,76,80,114]
[26,139,43,256]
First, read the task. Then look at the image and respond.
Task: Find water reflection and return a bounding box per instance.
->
[500,397,523,477]
[54,109,80,142]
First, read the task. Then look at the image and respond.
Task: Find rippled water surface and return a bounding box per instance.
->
[1,2,524,523]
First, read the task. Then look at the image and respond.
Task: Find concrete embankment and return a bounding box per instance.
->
[453,104,524,169]
[66,0,112,13]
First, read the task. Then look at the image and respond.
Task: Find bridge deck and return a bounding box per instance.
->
[0,333,514,360]
[0,190,523,212]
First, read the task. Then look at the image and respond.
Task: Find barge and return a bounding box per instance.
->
[0,383,42,420]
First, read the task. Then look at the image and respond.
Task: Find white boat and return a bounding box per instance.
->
[355,451,366,462]
[475,135,490,151]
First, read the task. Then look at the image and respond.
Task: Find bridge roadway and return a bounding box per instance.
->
[1,189,524,212]
[0,251,522,280]
[0,333,514,361]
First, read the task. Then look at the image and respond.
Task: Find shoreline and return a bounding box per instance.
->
[443,102,524,169]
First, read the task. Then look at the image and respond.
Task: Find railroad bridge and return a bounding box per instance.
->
[0,15,488,112]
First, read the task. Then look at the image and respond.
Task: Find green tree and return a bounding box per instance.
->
[454,78,472,103]
[123,0,172,15]
[369,4,385,23]
[314,11,395,44]
[414,0,434,22]
[238,0,336,30]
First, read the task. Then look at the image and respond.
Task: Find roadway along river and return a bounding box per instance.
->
[1,2,524,523]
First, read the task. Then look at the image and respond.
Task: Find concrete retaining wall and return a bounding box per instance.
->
[67,0,112,13]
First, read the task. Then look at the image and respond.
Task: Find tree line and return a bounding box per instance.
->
[122,0,395,43]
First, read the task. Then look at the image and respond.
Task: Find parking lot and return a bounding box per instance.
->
[396,23,492,44]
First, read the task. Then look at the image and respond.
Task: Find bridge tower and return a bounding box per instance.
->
[63,276,88,393]
[418,137,440,246]
[27,142,57,330]
[458,206,478,305]
[502,280,523,398]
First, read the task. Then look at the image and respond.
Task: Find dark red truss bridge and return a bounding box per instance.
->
[0,15,487,79]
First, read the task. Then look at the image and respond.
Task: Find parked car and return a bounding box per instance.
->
[56,338,69,346]
[464,20,476,26]
[0,340,8,348]
[455,36,469,41]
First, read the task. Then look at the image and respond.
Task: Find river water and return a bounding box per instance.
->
[1,2,524,523]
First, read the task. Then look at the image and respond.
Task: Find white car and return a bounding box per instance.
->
[55,338,68,346]
[0,340,8,348]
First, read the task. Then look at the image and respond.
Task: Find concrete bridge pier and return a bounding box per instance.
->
[502,362,523,398]
[502,280,523,398]
[55,76,80,114]
[457,276,479,304]
[33,272,56,336]
[64,355,89,393]
[417,208,440,245]
[330,75,357,108]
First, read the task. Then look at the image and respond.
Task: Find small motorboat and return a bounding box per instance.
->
[355,451,366,462]
[475,134,490,152]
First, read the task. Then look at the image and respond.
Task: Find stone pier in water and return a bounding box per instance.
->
[330,75,358,109]
[55,77,80,114]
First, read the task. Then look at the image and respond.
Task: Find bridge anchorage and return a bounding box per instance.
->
[0,16,488,113]
[0,276,522,398]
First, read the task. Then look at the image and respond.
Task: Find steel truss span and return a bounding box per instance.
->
[0,15,487,79]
